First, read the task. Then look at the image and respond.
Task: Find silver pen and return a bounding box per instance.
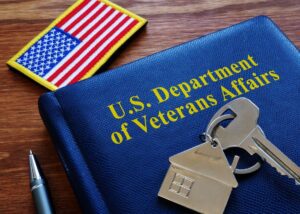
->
[29,150,55,214]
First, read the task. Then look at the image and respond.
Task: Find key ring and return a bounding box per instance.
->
[203,114,262,175]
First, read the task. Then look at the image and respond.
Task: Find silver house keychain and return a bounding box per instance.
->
[158,114,239,214]
[158,97,300,214]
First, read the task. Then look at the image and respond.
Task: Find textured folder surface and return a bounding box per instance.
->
[39,16,300,213]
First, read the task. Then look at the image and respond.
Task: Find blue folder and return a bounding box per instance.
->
[39,16,300,213]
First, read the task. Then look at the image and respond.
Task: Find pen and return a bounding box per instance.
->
[29,150,55,214]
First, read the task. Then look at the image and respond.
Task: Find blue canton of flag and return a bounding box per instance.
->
[16,27,80,77]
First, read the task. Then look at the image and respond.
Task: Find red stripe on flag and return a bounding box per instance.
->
[79,8,114,40]
[69,20,138,85]
[72,4,108,37]
[64,1,100,33]
[47,12,123,82]
[56,0,91,28]
[55,15,131,87]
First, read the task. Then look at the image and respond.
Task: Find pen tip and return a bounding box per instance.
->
[29,150,33,155]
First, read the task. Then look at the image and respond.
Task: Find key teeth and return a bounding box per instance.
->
[269,163,300,185]
[268,161,285,175]
[278,170,284,176]
[269,160,300,185]
[267,159,294,179]
[270,162,299,184]
[252,137,298,183]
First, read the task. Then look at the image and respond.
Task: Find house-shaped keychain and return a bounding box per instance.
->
[158,141,239,214]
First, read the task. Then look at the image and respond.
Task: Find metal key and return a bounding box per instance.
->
[208,97,300,185]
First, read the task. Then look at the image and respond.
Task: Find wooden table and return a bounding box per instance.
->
[0,0,299,213]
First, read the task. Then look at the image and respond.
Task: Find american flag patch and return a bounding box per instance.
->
[7,0,147,90]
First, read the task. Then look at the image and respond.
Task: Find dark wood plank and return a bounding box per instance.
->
[0,0,299,213]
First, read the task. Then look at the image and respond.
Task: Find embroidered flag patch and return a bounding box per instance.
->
[7,0,147,90]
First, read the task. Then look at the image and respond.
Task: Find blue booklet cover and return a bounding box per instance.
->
[39,16,300,213]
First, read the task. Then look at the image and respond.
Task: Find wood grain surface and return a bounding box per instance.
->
[0,0,299,213]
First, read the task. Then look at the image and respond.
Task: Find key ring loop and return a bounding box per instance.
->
[200,132,219,148]
[204,114,261,175]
